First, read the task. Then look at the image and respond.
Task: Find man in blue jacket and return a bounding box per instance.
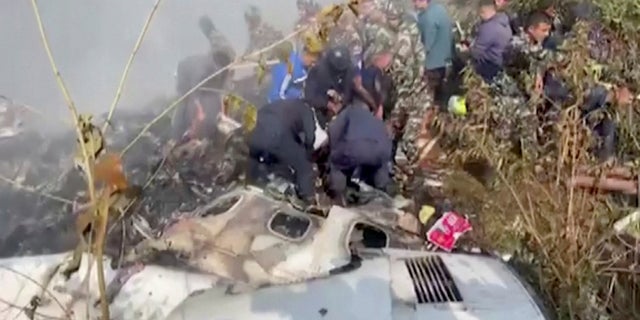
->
[268,42,308,103]
[465,0,513,82]
[326,101,393,205]
[414,0,453,103]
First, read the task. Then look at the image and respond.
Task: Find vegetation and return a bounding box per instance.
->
[439,1,640,319]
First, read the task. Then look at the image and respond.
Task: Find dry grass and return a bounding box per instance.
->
[438,2,640,315]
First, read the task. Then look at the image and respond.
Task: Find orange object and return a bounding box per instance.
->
[571,175,637,194]
[93,152,128,192]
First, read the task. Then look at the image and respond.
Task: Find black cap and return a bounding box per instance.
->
[326,45,351,72]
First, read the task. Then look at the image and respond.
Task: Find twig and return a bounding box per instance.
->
[0,297,67,320]
[0,266,69,319]
[28,0,102,318]
[120,27,306,155]
[28,0,96,205]
[0,174,73,204]
[102,0,163,133]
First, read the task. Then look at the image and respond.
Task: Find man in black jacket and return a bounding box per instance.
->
[248,98,317,205]
[304,45,378,128]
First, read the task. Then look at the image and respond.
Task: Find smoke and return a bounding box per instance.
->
[0,0,333,132]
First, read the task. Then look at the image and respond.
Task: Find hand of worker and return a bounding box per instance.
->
[534,73,544,95]
[375,105,383,119]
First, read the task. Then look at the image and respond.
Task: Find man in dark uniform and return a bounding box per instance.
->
[248,98,316,206]
[304,45,378,128]
[326,99,393,205]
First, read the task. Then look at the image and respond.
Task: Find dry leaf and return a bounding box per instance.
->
[347,0,360,16]
[94,152,128,193]
[77,114,104,158]
[256,55,268,85]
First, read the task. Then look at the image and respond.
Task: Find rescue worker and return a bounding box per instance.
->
[326,96,393,205]
[461,0,512,83]
[582,82,632,162]
[329,12,363,70]
[244,6,284,57]
[304,45,378,128]
[493,12,556,160]
[368,6,431,171]
[537,0,565,50]
[295,0,320,30]
[415,0,453,105]
[267,41,307,103]
[248,98,316,207]
[172,17,235,141]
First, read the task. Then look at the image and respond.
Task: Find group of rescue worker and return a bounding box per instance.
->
[248,0,447,207]
[173,0,636,209]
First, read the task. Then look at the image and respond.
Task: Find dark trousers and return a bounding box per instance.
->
[592,117,617,161]
[329,140,391,195]
[425,67,447,105]
[248,125,315,198]
[473,60,502,84]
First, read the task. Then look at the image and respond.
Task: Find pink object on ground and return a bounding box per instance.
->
[426,212,472,252]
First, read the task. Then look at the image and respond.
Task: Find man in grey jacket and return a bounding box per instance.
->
[467,0,513,82]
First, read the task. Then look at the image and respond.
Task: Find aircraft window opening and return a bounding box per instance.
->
[268,211,312,241]
[348,222,388,252]
[204,194,242,217]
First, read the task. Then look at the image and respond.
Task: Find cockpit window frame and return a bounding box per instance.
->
[266,209,313,242]
[344,220,390,252]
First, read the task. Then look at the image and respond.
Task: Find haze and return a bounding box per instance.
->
[0,0,333,130]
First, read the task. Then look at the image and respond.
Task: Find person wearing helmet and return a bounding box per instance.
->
[304,45,378,128]
[244,5,284,57]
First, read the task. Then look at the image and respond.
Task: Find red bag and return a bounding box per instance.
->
[426,212,472,252]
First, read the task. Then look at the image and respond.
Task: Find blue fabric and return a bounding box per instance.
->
[328,105,391,168]
[582,85,617,161]
[470,12,512,67]
[417,2,453,70]
[267,51,307,103]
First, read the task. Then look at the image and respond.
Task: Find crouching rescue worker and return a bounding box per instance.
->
[327,100,393,205]
[305,45,378,128]
[248,98,316,208]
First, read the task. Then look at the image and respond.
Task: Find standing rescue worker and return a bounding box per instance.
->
[304,45,378,128]
[415,0,453,104]
[248,98,316,207]
[244,5,284,58]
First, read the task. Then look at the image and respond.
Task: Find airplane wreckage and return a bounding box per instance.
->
[0,187,551,320]
[0,92,552,319]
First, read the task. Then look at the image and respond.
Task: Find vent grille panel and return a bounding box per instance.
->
[405,256,463,304]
